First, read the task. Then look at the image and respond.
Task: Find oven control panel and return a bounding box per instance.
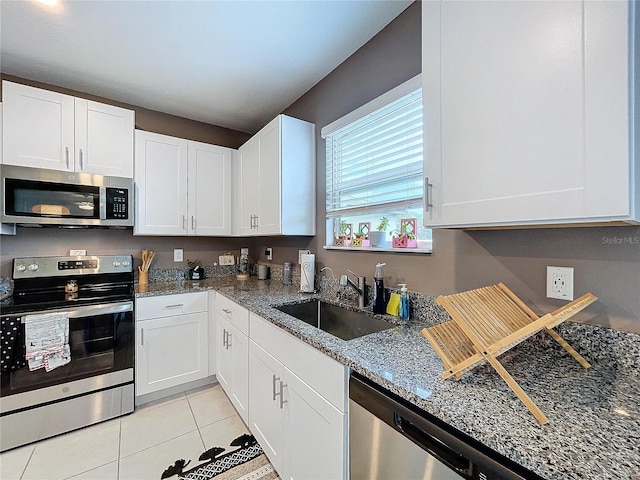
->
[13,255,134,279]
[58,260,99,270]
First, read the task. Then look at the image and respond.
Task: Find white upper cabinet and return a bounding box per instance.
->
[134,130,233,236]
[236,114,315,236]
[187,140,233,236]
[2,81,134,177]
[422,1,638,228]
[135,131,188,235]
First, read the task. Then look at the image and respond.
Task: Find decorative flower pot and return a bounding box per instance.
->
[369,231,386,247]
[351,236,363,247]
[393,235,408,248]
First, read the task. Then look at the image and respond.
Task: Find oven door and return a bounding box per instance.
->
[0,301,134,414]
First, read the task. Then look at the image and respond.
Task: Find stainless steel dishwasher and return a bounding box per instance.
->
[349,373,542,480]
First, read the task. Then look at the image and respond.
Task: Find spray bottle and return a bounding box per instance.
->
[372,263,387,314]
[399,283,410,320]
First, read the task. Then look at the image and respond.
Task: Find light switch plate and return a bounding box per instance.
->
[174,248,183,262]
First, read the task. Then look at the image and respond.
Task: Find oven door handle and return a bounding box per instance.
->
[20,301,133,322]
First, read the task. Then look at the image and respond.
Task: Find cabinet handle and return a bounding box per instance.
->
[272,374,279,401]
[424,177,433,213]
[222,329,227,348]
[222,308,232,315]
[164,303,184,309]
[141,328,144,346]
[182,215,187,230]
[254,215,259,229]
[278,380,287,409]
[65,147,70,169]
[79,149,84,169]
[191,216,195,230]
[226,331,232,349]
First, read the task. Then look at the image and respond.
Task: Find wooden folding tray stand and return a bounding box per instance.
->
[421,283,597,424]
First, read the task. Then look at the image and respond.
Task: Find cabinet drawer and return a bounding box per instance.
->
[250,313,347,411]
[136,292,208,320]
[216,293,249,335]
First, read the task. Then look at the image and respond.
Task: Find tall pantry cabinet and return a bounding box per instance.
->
[422,1,638,228]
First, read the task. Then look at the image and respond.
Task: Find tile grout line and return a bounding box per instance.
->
[18,446,35,480]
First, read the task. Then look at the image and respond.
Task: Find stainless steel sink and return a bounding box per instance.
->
[275,300,393,341]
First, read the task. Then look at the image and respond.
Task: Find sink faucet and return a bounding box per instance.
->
[340,270,367,308]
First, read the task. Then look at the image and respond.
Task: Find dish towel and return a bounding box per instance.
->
[24,312,71,372]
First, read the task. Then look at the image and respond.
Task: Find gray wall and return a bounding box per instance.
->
[2,2,638,332]
[283,1,640,333]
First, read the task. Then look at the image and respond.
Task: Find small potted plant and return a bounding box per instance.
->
[392,218,418,248]
[334,220,352,247]
[351,222,371,247]
[370,216,389,247]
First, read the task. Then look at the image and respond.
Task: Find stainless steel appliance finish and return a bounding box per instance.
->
[275,300,393,341]
[349,373,541,480]
[0,255,135,452]
[1,165,134,227]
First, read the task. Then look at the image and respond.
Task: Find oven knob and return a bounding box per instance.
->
[16,264,27,272]
[113,261,122,267]
[28,264,39,271]
[121,260,131,267]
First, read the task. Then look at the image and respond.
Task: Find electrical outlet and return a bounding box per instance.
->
[265,247,273,261]
[241,248,249,256]
[298,249,310,264]
[174,248,183,262]
[546,266,574,300]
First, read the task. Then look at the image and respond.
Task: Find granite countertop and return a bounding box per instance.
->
[136,277,640,480]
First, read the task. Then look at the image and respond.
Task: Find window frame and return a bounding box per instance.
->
[321,75,431,254]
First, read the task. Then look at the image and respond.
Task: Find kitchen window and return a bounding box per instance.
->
[322,75,431,252]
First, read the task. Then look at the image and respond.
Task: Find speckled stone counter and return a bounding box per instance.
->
[136,277,640,480]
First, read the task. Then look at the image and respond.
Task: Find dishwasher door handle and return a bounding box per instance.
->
[394,412,473,476]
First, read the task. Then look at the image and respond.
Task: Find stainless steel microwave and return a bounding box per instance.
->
[1,165,134,227]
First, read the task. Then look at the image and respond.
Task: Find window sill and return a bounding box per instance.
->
[323,244,432,254]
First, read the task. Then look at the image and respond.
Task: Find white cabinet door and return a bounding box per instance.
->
[216,314,233,394]
[422,1,637,227]
[256,117,281,235]
[236,137,260,235]
[74,99,134,177]
[187,140,232,235]
[249,341,285,474]
[235,114,315,236]
[208,292,217,376]
[216,313,249,424]
[136,312,208,396]
[284,369,346,480]
[134,130,188,235]
[2,81,75,170]
[229,321,249,424]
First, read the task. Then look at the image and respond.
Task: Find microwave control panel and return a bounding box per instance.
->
[106,188,129,219]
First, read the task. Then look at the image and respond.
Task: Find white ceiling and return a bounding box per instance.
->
[1,0,412,133]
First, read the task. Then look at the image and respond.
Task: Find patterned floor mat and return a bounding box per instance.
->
[161,434,278,480]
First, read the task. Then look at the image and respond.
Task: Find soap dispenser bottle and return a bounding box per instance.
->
[399,283,410,320]
[373,263,387,314]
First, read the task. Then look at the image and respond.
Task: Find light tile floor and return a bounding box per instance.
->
[0,383,249,480]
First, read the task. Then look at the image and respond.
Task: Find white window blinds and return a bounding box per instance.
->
[324,78,422,217]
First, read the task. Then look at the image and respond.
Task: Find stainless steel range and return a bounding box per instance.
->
[0,255,134,452]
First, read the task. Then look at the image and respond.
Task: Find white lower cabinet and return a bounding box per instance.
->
[215,295,249,424]
[249,312,347,480]
[135,292,209,396]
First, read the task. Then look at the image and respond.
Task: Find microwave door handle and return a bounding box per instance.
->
[99,187,107,219]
